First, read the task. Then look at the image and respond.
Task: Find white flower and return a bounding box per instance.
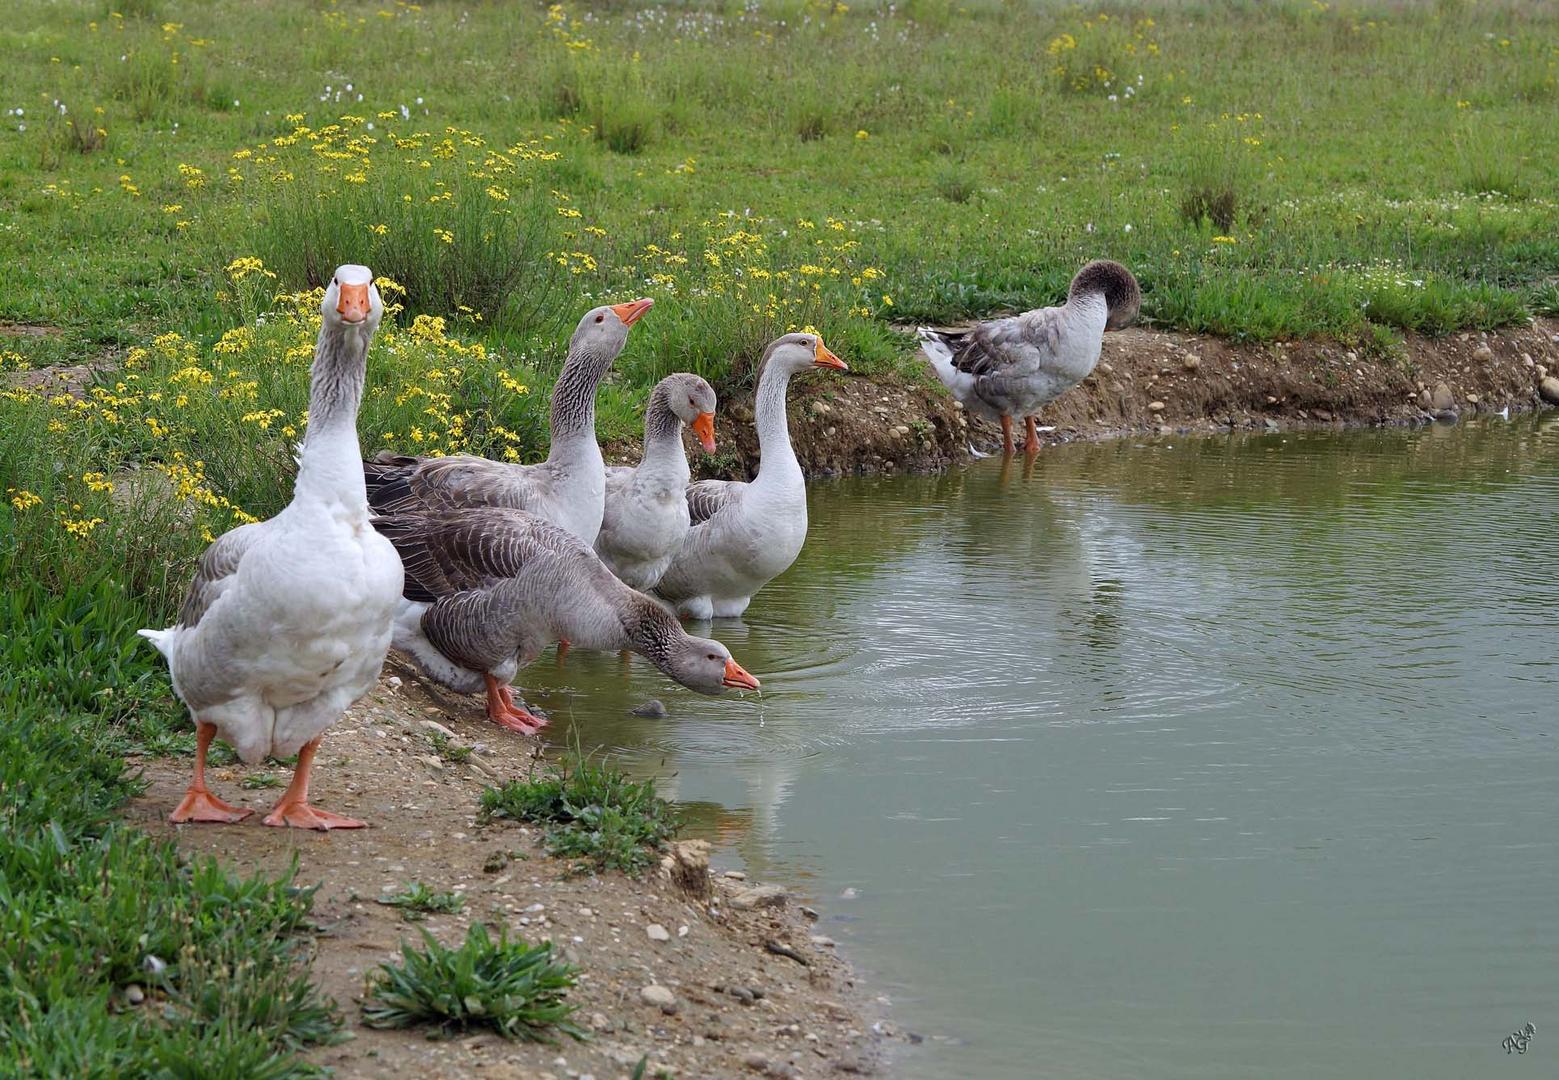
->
[1123,223,1133,232]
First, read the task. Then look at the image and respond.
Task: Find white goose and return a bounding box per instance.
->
[595,372,718,591]
[362,298,653,545]
[140,266,403,830]
[654,333,847,619]
[919,259,1140,455]
[373,508,760,734]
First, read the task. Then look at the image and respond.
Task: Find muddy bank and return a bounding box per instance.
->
[128,672,888,1080]
[668,320,1559,476]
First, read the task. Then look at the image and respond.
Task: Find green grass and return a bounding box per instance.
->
[362,924,584,1043]
[377,881,467,921]
[481,753,678,876]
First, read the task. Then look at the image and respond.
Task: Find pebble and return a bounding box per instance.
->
[731,884,788,910]
[742,1052,770,1072]
[1540,376,1559,405]
[645,923,671,942]
[631,699,668,718]
[1181,354,1201,371]
[125,984,145,1005]
[640,984,677,1013]
[1146,400,1166,412]
[1431,382,1456,412]
[839,887,859,900]
[1472,343,1496,364]
[385,675,402,690]
[722,870,747,880]
[810,935,837,948]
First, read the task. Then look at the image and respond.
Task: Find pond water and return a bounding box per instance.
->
[523,415,1559,1079]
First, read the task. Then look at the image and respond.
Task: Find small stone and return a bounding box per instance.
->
[722,870,747,880]
[742,1052,770,1072]
[640,984,677,1013]
[1540,376,1559,405]
[1181,354,1201,371]
[800,905,819,920]
[1097,361,1114,374]
[810,935,837,947]
[631,699,668,718]
[385,675,403,690]
[125,984,146,1005]
[1146,400,1166,412]
[731,885,788,910]
[1472,343,1496,364]
[668,839,712,900]
[1431,382,1456,412]
[730,986,756,1005]
[646,923,671,942]
[577,906,594,918]
[418,718,456,739]
[839,887,859,900]
[1418,389,1432,410]
[1265,395,1279,405]
[1313,408,1332,422]
[1465,393,1480,405]
[587,1011,613,1032]
[892,425,911,437]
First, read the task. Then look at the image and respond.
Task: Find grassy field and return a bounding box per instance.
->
[1,0,1556,1072]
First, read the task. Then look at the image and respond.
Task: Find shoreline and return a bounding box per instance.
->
[661,319,1559,478]
[128,673,891,1080]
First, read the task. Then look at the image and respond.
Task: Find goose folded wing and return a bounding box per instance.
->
[686,479,745,525]
[951,310,1064,379]
[176,521,264,628]
[374,509,555,602]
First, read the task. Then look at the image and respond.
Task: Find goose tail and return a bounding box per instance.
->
[137,626,176,658]
[918,328,974,399]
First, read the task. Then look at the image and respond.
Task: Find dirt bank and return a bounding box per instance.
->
[128,672,888,1080]
[671,319,1559,476]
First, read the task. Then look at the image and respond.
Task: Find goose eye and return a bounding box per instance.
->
[707,654,720,662]
[595,314,605,323]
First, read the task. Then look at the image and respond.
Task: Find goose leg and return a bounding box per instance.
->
[170,722,253,824]
[484,674,549,735]
[262,737,365,830]
[1024,416,1041,455]
[556,639,571,661]
[1000,415,1016,456]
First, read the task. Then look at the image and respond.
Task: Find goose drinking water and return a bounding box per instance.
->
[373,508,761,735]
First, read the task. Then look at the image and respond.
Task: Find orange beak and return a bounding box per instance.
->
[722,658,760,691]
[336,283,371,324]
[690,411,717,454]
[610,297,654,327]
[813,338,848,371]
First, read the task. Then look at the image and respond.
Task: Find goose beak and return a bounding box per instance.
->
[813,338,848,371]
[691,412,717,454]
[336,283,371,324]
[611,297,654,327]
[722,658,760,691]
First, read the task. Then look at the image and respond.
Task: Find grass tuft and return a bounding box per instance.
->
[377,882,467,921]
[480,753,677,876]
[362,924,583,1042]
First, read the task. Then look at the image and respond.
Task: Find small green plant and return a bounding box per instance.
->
[240,772,285,790]
[362,925,583,1042]
[428,731,473,764]
[377,882,466,921]
[933,165,976,204]
[480,753,676,875]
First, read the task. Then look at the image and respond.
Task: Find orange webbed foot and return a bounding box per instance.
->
[262,801,366,830]
[489,705,549,735]
[170,786,253,825]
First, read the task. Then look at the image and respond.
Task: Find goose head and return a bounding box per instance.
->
[759,331,848,378]
[571,297,654,359]
[664,635,761,696]
[662,372,719,453]
[1068,259,1140,331]
[322,264,383,334]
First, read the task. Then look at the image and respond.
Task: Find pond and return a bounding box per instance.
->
[522,414,1559,1079]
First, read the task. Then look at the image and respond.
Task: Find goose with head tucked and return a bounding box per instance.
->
[595,372,718,591]
[654,333,847,620]
[363,298,653,545]
[919,259,1139,456]
[373,507,760,734]
[139,265,404,830]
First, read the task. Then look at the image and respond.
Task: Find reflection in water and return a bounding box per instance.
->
[520,417,1559,1080]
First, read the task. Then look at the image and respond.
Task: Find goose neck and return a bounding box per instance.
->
[547,344,612,457]
[753,361,799,476]
[639,386,688,473]
[297,321,371,503]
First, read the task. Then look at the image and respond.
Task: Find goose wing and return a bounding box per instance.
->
[947,307,1066,378]
[686,479,747,525]
[176,521,264,628]
[364,452,542,514]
